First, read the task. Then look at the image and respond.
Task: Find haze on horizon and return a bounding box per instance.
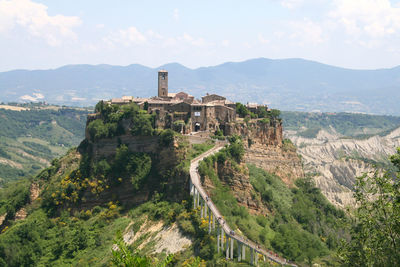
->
[1,0,400,72]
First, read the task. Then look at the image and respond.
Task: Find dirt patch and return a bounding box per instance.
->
[0,105,28,111]
[122,219,192,254]
[30,183,40,201]
[153,223,192,254]
[14,208,27,221]
[0,158,23,169]
[0,214,6,225]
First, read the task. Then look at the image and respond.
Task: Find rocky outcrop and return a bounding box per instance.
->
[203,160,269,215]
[226,119,283,147]
[227,119,304,186]
[285,127,400,207]
[244,144,304,186]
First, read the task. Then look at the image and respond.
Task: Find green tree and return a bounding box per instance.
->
[87,119,108,141]
[269,109,281,119]
[131,115,153,136]
[339,148,400,266]
[235,103,250,118]
[256,107,268,118]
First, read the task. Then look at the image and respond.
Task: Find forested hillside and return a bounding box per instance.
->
[281,111,400,138]
[0,104,90,184]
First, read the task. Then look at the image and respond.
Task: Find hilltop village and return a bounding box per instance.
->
[107,70,268,134]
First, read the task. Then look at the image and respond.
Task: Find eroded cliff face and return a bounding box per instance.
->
[285,127,400,207]
[227,120,304,186]
[203,160,269,215]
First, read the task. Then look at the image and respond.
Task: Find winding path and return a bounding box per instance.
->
[189,142,296,266]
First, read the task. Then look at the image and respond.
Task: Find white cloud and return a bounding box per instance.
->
[103,27,210,49]
[181,33,206,46]
[32,92,44,99]
[104,26,147,47]
[173,8,179,21]
[330,0,400,38]
[71,97,86,101]
[288,18,325,45]
[0,0,81,46]
[281,0,304,9]
[221,40,230,47]
[20,92,44,102]
[147,29,163,39]
[258,33,270,44]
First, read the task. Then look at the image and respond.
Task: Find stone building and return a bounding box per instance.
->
[108,70,242,134]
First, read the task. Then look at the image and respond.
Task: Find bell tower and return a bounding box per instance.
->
[158,70,168,98]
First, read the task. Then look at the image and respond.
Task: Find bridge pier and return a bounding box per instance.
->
[204,203,208,218]
[250,248,254,265]
[212,213,215,230]
[242,244,245,261]
[238,242,241,261]
[200,199,204,218]
[255,251,258,265]
[225,236,229,260]
[217,225,220,253]
[208,210,211,233]
[230,238,234,259]
[221,227,224,251]
[193,187,197,209]
[197,190,200,209]
[189,179,194,196]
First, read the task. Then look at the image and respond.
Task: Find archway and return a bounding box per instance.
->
[195,122,201,132]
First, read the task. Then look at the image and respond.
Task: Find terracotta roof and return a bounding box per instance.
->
[147,99,181,105]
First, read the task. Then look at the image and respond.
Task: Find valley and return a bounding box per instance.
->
[0,104,90,184]
[282,111,400,207]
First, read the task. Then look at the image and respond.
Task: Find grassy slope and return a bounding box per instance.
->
[0,105,90,184]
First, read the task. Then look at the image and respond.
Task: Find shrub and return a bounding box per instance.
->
[159,129,175,147]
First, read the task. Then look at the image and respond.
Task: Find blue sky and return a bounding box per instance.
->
[1,0,400,71]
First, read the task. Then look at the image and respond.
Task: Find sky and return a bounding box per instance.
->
[1,0,400,71]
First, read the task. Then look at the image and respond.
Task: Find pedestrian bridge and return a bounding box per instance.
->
[189,143,296,266]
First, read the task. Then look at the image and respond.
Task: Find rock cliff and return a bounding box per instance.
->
[203,160,269,215]
[227,119,304,186]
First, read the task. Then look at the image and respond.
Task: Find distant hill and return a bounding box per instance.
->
[1,58,400,114]
[0,104,90,184]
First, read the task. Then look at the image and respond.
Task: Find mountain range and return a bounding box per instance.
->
[1,58,400,115]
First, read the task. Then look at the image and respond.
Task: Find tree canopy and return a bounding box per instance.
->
[340,148,400,266]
